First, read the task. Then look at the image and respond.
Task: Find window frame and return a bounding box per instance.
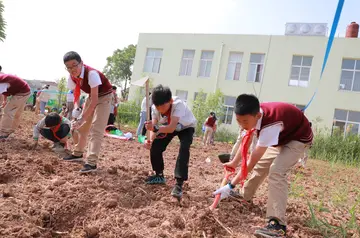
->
[247,53,265,83]
[332,109,360,137]
[198,50,214,78]
[143,48,163,73]
[339,58,360,92]
[289,55,313,88]
[226,52,243,81]
[179,49,195,76]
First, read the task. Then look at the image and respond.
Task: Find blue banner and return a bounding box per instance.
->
[303,0,345,111]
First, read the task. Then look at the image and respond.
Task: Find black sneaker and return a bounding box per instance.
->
[254,219,286,238]
[63,154,83,162]
[79,164,97,173]
[171,184,183,199]
[145,174,166,184]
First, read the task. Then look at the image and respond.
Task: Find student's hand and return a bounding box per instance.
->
[72,118,84,130]
[213,184,232,200]
[31,141,38,150]
[144,140,152,150]
[1,101,6,108]
[224,160,237,169]
[145,121,154,131]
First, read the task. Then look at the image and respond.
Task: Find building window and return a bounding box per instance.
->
[198,51,214,77]
[332,109,360,137]
[226,52,243,80]
[179,50,195,76]
[289,55,313,87]
[194,92,207,101]
[339,59,360,92]
[247,53,265,83]
[222,96,236,124]
[175,90,188,102]
[143,48,163,73]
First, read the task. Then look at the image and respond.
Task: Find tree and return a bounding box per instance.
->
[0,0,6,42]
[56,77,67,107]
[103,44,136,100]
[192,89,225,135]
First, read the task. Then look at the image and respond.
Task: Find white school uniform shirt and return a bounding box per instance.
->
[67,65,102,90]
[66,90,74,102]
[0,83,9,94]
[38,90,51,102]
[141,96,153,112]
[151,96,197,128]
[256,108,284,147]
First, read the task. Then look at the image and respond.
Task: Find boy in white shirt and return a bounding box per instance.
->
[145,85,197,199]
[62,51,113,173]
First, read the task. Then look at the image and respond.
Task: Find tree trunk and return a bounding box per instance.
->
[122,78,129,100]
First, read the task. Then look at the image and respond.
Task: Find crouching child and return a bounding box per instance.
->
[32,112,71,152]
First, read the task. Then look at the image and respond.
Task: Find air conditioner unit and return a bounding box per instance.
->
[285,23,328,36]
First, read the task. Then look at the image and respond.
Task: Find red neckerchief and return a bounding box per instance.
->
[162,104,172,125]
[50,116,63,141]
[239,129,256,187]
[72,77,82,104]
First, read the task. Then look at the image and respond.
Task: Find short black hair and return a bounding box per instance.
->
[151,84,172,106]
[112,85,117,90]
[234,94,260,116]
[45,112,61,127]
[63,51,82,64]
[62,103,66,106]
[0,65,2,71]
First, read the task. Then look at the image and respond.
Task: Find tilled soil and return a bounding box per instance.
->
[0,112,359,238]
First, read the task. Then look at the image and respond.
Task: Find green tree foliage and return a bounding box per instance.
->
[0,0,6,42]
[103,44,136,100]
[56,77,67,107]
[192,89,225,135]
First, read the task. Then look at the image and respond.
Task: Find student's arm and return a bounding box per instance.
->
[80,87,98,122]
[2,95,7,107]
[158,116,180,133]
[157,102,184,134]
[33,118,46,141]
[230,145,268,185]
[149,118,158,141]
[77,70,102,123]
[230,124,283,186]
[67,76,78,108]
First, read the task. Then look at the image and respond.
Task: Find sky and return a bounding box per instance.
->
[0,0,359,82]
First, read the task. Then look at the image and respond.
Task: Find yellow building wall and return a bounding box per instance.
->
[130,33,360,133]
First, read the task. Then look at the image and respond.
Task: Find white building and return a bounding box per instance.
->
[129,23,360,136]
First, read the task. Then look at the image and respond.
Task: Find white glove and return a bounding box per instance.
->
[213,184,232,200]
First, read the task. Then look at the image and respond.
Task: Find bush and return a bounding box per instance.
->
[192,89,225,136]
[117,100,140,127]
[310,131,360,166]
[214,127,238,143]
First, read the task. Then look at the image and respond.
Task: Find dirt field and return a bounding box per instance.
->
[1,112,359,238]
